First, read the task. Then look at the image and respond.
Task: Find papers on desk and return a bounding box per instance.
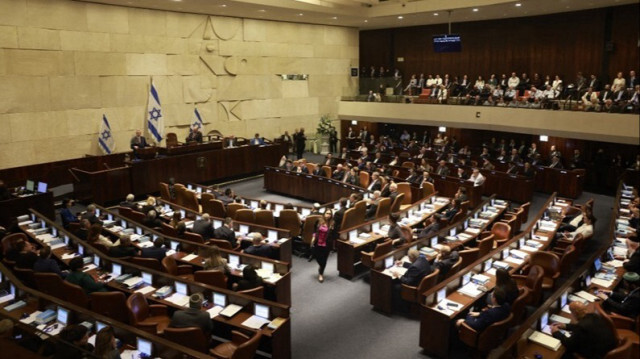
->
[181,254,198,262]
[466,227,481,234]
[220,304,243,318]
[509,250,529,260]
[605,259,625,268]
[575,290,598,302]
[591,277,614,289]
[18,220,33,226]
[616,218,630,225]
[121,350,142,359]
[613,247,627,257]
[358,232,371,239]
[139,240,154,248]
[124,276,143,288]
[20,311,41,325]
[531,234,549,242]
[458,283,483,298]
[568,294,588,305]
[485,267,497,276]
[0,293,15,304]
[550,314,571,325]
[263,273,282,284]
[207,306,223,318]
[420,247,436,256]
[383,265,408,278]
[433,299,463,316]
[82,264,97,272]
[520,245,540,253]
[61,253,79,260]
[255,268,273,278]
[505,256,525,266]
[242,315,270,330]
[166,293,190,307]
[135,286,156,295]
[528,331,562,351]
[166,249,176,257]
[457,233,473,241]
[349,238,366,245]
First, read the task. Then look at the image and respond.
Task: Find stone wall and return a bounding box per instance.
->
[0,0,358,169]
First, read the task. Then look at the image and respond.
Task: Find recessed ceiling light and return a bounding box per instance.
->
[297,13,303,16]
[331,16,337,20]
[433,13,439,16]
[364,20,368,22]
[171,0,182,2]
[220,4,227,7]
[258,9,266,12]
[398,16,403,19]
[473,8,479,12]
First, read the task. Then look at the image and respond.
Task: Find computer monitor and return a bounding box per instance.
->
[57,307,69,325]
[539,312,549,329]
[107,214,113,221]
[137,337,152,357]
[275,204,284,213]
[372,222,380,233]
[349,230,357,241]
[120,219,127,228]
[449,228,457,237]
[175,282,188,296]
[136,227,142,235]
[385,256,394,269]
[112,263,122,276]
[463,219,469,229]
[196,187,202,194]
[10,283,16,296]
[95,209,101,216]
[213,292,226,307]
[261,262,274,274]
[560,291,568,307]
[594,258,602,272]
[37,182,47,193]
[301,208,311,217]
[95,321,106,333]
[187,184,193,190]
[164,204,170,212]
[93,255,100,268]
[585,275,591,287]
[179,209,185,218]
[196,215,202,221]
[430,236,438,248]
[142,272,152,285]
[41,220,46,229]
[436,288,446,303]
[268,230,278,241]
[519,238,525,248]
[483,259,493,272]
[78,245,84,256]
[170,241,179,250]
[64,235,70,246]
[502,248,510,259]
[250,201,258,209]
[254,303,269,320]
[228,254,240,267]
[25,180,35,192]
[51,227,58,237]
[213,220,222,228]
[239,225,249,234]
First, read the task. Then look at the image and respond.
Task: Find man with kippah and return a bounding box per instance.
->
[169,292,213,336]
[598,271,640,318]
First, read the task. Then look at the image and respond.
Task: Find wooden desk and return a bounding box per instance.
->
[264,166,366,203]
[71,166,131,205]
[0,190,54,227]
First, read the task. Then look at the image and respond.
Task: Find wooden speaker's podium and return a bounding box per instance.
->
[135,146,158,160]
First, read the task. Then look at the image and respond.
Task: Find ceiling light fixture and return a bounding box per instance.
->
[332,16,337,20]
[473,8,479,12]
[258,9,266,12]
[220,4,227,7]
[515,3,522,6]
[364,20,368,22]
[398,16,403,19]
[297,13,304,16]
[433,13,439,16]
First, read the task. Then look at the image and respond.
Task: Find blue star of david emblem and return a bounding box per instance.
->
[149,107,162,121]
[192,121,201,129]
[101,130,111,140]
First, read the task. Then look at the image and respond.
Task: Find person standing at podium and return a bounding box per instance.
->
[130,129,148,159]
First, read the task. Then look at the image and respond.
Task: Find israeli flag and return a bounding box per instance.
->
[98,115,116,155]
[147,81,163,143]
[191,107,204,132]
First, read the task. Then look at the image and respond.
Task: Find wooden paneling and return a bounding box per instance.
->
[360,5,638,84]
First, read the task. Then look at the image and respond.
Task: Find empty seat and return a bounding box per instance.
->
[194,270,228,289]
[126,292,171,335]
[209,330,262,359]
[164,327,210,353]
[90,291,129,323]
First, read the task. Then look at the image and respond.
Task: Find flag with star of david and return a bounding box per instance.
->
[98,114,115,155]
[147,81,164,143]
[191,107,204,132]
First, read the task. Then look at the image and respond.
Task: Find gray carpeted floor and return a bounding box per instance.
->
[218,156,615,359]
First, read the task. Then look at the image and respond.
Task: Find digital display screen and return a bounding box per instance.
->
[142,272,152,285]
[433,34,462,53]
[137,338,152,356]
[57,307,69,325]
[37,182,48,193]
[268,230,278,241]
[112,263,122,276]
[26,180,35,192]
[254,303,269,320]
[385,256,394,269]
[175,282,188,296]
[229,254,240,266]
[261,262,274,274]
[213,292,226,307]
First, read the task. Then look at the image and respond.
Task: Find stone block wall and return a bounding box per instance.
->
[0,0,358,168]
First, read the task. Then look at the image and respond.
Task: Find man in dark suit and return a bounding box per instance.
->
[435,160,450,176]
[243,233,273,258]
[296,128,306,159]
[587,74,600,91]
[433,246,459,278]
[416,216,440,239]
[439,199,460,223]
[33,246,67,278]
[329,129,338,154]
[367,172,382,191]
[213,217,237,247]
[332,198,348,234]
[185,126,203,143]
[81,204,102,225]
[169,293,213,335]
[396,249,432,286]
[599,271,640,318]
[312,166,325,177]
[332,164,346,181]
[365,191,381,220]
[109,235,140,258]
[130,129,148,150]
[141,238,168,261]
[598,84,613,103]
[457,287,510,331]
[550,301,617,359]
[119,194,138,210]
[507,149,521,164]
[387,183,399,203]
[191,214,214,241]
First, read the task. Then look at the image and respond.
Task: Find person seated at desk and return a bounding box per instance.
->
[81,204,102,225]
[548,155,564,169]
[481,158,495,171]
[119,194,137,210]
[108,234,140,258]
[365,191,382,220]
[217,188,235,206]
[73,219,91,241]
[454,187,468,203]
[505,162,519,175]
[60,198,79,228]
[225,135,237,148]
[344,167,360,186]
[296,161,309,174]
[141,237,168,262]
[385,182,399,203]
[250,133,264,146]
[491,268,519,305]
[434,245,460,279]
[332,164,346,181]
[244,233,273,258]
[555,214,595,242]
[185,126,203,143]
[169,212,183,229]
[142,210,162,229]
[169,293,213,336]
[203,246,230,274]
[13,240,38,269]
[139,196,157,216]
[87,223,115,248]
[66,257,107,294]
[234,265,264,291]
[54,325,94,359]
[395,248,432,286]
[191,213,214,241]
[312,165,325,177]
[33,245,67,278]
[456,167,468,180]
[0,180,10,201]
[93,326,120,359]
[437,199,461,224]
[456,287,510,332]
[622,238,640,273]
[598,271,640,318]
[387,213,407,246]
[435,160,450,176]
[522,162,536,178]
[416,216,440,239]
[550,301,617,359]
[214,217,237,247]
